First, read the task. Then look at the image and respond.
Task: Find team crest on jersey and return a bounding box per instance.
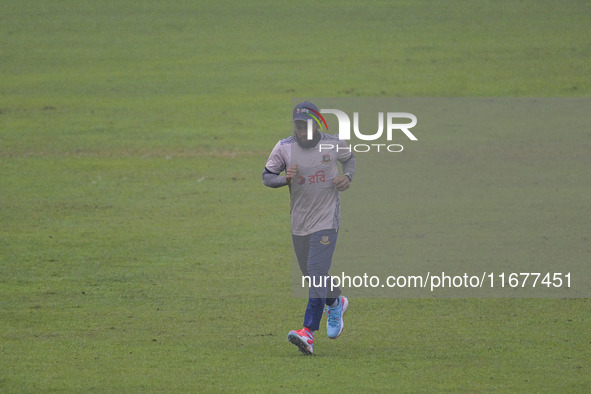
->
[321,154,331,164]
[320,235,330,245]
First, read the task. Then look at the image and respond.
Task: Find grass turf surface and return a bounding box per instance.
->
[1,0,590,392]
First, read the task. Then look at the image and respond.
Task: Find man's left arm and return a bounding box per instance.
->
[334,150,356,191]
[340,153,356,183]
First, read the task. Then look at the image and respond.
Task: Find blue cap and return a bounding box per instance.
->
[292,101,320,122]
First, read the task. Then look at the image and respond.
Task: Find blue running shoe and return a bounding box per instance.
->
[326,296,348,339]
[287,328,314,355]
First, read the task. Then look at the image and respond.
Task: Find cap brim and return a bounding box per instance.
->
[292,116,312,121]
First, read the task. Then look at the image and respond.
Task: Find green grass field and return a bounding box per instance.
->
[1,0,590,392]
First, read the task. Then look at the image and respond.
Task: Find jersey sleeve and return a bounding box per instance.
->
[265,140,286,175]
[336,139,352,162]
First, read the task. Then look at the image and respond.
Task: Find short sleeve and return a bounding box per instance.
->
[336,139,352,162]
[265,140,287,174]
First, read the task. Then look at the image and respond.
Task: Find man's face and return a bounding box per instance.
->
[293,120,319,148]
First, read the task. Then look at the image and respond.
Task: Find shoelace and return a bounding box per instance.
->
[326,304,340,325]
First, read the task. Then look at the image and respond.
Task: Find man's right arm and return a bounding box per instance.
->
[263,140,289,188]
[262,167,288,188]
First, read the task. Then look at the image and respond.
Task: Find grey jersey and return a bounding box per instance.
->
[265,133,353,236]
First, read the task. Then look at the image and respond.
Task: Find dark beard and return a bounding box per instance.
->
[295,131,321,149]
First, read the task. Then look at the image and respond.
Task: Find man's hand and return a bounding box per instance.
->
[333,175,351,191]
[285,164,298,185]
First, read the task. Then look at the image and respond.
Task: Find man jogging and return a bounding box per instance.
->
[262,101,356,355]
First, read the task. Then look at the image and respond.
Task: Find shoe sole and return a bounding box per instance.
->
[287,332,313,355]
[328,296,349,339]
